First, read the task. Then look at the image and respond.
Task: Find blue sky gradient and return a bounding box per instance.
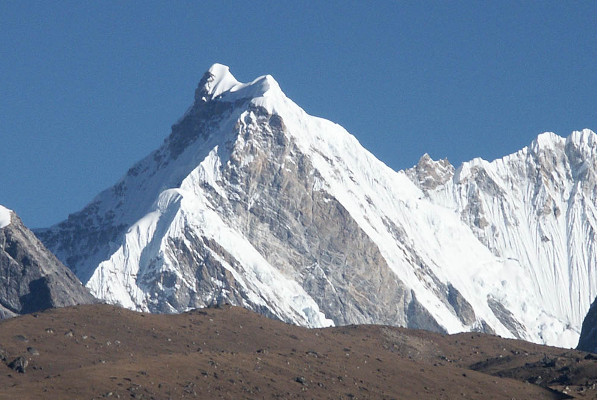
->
[0,1,596,227]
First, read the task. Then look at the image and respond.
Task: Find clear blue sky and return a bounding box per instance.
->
[0,1,596,228]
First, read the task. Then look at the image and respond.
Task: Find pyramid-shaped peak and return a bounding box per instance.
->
[418,153,433,163]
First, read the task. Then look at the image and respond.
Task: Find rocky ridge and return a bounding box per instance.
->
[0,207,94,318]
[577,298,597,353]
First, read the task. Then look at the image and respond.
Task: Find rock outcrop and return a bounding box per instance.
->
[0,207,94,317]
[577,298,597,353]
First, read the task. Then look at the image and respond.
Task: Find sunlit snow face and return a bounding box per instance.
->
[0,205,11,229]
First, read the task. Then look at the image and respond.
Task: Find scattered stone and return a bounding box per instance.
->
[541,354,556,367]
[295,376,306,385]
[27,347,39,356]
[527,376,543,385]
[8,356,28,373]
[14,334,28,342]
[306,350,319,358]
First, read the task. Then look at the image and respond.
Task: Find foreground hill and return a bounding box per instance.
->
[0,304,595,399]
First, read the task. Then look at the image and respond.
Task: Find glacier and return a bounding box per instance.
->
[36,64,596,348]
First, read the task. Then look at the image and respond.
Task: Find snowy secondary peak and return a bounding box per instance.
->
[529,131,564,152]
[567,128,596,147]
[0,205,12,229]
[406,129,596,346]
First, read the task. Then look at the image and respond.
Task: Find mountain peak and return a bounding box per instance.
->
[530,131,563,152]
[405,154,454,189]
[0,208,94,318]
[194,64,285,111]
[195,63,241,102]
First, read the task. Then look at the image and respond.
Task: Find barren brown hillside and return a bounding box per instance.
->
[0,304,595,399]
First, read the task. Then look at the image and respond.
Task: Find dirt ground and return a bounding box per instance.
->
[0,304,595,399]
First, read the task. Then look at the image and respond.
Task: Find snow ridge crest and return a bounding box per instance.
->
[195,63,283,106]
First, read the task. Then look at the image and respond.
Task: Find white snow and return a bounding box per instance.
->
[44,64,595,348]
[192,67,595,345]
[410,129,596,347]
[202,63,241,100]
[0,205,11,228]
[201,63,283,110]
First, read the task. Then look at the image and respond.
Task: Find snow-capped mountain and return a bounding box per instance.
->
[0,206,94,318]
[36,64,596,348]
[405,129,597,346]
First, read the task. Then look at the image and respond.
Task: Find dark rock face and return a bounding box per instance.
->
[0,211,95,317]
[447,284,477,327]
[577,298,597,353]
[487,297,526,339]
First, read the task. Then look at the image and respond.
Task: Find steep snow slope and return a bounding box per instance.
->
[405,130,597,346]
[36,64,595,347]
